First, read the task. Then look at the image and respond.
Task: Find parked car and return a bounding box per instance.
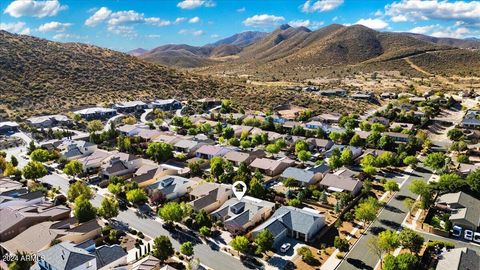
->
[464,230,473,241]
[473,232,480,244]
[280,243,291,253]
[452,225,462,237]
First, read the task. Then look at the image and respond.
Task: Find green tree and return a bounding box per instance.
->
[249,177,266,198]
[126,189,148,204]
[98,196,119,219]
[295,140,309,153]
[424,152,446,172]
[298,150,312,162]
[297,247,315,264]
[349,134,362,147]
[378,135,394,150]
[30,149,51,162]
[122,116,136,125]
[10,155,18,167]
[108,183,122,195]
[67,181,93,202]
[447,128,463,141]
[355,197,379,225]
[22,161,47,180]
[363,165,377,175]
[87,120,103,133]
[159,201,191,223]
[288,198,301,207]
[230,236,249,254]
[254,229,274,254]
[436,173,466,193]
[265,143,280,154]
[403,156,418,167]
[334,236,349,252]
[7,251,34,270]
[371,123,386,133]
[152,236,174,261]
[467,169,480,193]
[457,154,470,164]
[385,180,399,193]
[180,241,194,256]
[399,228,424,254]
[195,210,212,228]
[210,156,225,180]
[222,127,234,139]
[146,142,173,162]
[395,253,419,270]
[408,179,431,208]
[63,160,83,178]
[376,152,395,168]
[74,196,97,222]
[340,148,353,165]
[199,226,210,237]
[378,230,400,254]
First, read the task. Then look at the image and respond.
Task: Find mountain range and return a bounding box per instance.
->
[131,24,480,79]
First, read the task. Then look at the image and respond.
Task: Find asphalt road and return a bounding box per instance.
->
[92,194,250,270]
[337,165,480,270]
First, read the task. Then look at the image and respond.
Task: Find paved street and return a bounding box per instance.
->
[92,194,250,270]
[3,145,29,169]
[337,164,480,270]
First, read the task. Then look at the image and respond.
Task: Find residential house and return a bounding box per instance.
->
[0,190,44,208]
[195,145,231,160]
[173,139,205,156]
[319,167,363,196]
[0,121,19,134]
[73,107,117,119]
[113,101,148,113]
[351,92,374,101]
[117,124,150,137]
[130,164,177,188]
[390,122,414,132]
[318,88,347,97]
[0,219,101,255]
[356,149,395,163]
[382,132,410,143]
[306,138,334,152]
[455,163,480,176]
[58,140,97,160]
[461,110,480,129]
[224,150,266,166]
[151,99,182,111]
[436,192,480,231]
[77,150,113,173]
[136,129,163,142]
[146,175,196,201]
[26,115,70,128]
[0,177,23,194]
[436,247,479,270]
[409,96,427,103]
[252,206,325,245]
[369,117,390,126]
[249,157,295,177]
[94,244,128,269]
[154,133,184,145]
[324,145,363,160]
[315,113,342,124]
[211,196,275,234]
[280,167,321,187]
[189,182,233,213]
[100,153,143,179]
[131,255,161,270]
[380,92,397,99]
[356,130,372,140]
[0,202,70,241]
[305,121,325,130]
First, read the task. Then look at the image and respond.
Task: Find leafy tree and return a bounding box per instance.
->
[108,183,122,195]
[359,121,371,131]
[366,132,381,148]
[180,241,194,256]
[376,152,395,168]
[297,150,312,162]
[329,132,342,143]
[288,198,301,207]
[265,143,280,154]
[30,149,51,162]
[349,134,363,147]
[209,156,225,180]
[230,236,249,254]
[159,201,191,223]
[436,173,466,193]
[295,140,309,153]
[74,196,97,222]
[10,155,18,167]
[395,253,419,270]
[63,160,83,178]
[457,154,470,164]
[328,149,343,169]
[385,180,399,193]
[87,120,103,133]
[447,128,463,141]
[146,142,173,162]
[399,228,424,254]
[254,229,274,254]
[126,189,148,204]
[249,177,266,198]
[152,236,174,261]
[378,229,400,254]
[222,127,234,139]
[371,123,386,133]
[408,179,431,209]
[378,135,394,150]
[383,254,398,270]
[424,152,446,172]
[98,196,119,219]
[340,148,353,165]
[363,165,377,176]
[355,197,379,224]
[122,116,136,125]
[240,140,252,149]
[403,156,418,167]
[195,210,212,228]
[199,226,210,237]
[361,154,376,168]
[67,181,93,202]
[22,161,47,180]
[334,236,349,252]
[467,169,480,193]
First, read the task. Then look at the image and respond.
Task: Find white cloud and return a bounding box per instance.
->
[107,25,137,37]
[177,0,215,9]
[0,21,30,34]
[385,0,480,25]
[85,7,112,26]
[289,19,311,28]
[145,17,172,26]
[237,7,246,13]
[409,24,438,34]
[432,27,470,38]
[174,17,186,24]
[355,18,389,30]
[146,34,161,38]
[4,0,67,18]
[52,33,85,40]
[108,10,145,26]
[243,14,285,27]
[301,0,344,13]
[332,16,338,21]
[178,29,204,36]
[374,10,383,17]
[189,16,200,23]
[38,21,72,32]
[211,34,219,38]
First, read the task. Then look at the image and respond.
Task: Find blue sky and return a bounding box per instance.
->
[1,0,480,52]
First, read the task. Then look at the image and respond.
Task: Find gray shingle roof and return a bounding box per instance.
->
[95,245,127,268]
[37,242,95,270]
[281,167,314,184]
[254,206,324,235]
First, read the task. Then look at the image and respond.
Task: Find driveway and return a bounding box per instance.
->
[38,172,70,194]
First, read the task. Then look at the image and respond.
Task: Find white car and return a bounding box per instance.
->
[280,243,291,253]
[452,225,462,237]
[473,232,480,243]
[464,230,473,241]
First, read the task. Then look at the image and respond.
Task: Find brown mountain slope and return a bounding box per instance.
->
[402,33,480,49]
[0,30,369,119]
